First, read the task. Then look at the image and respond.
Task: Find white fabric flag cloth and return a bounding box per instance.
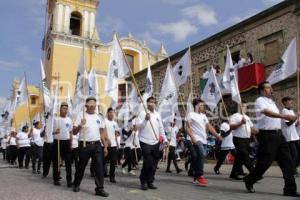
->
[267,37,297,85]
[201,68,222,111]
[158,63,178,124]
[66,86,73,117]
[143,63,153,102]
[223,46,242,104]
[14,76,29,110]
[73,70,89,118]
[88,67,99,98]
[172,48,191,87]
[40,60,52,113]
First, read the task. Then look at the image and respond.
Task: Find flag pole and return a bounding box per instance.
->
[188,47,194,98]
[24,73,32,127]
[56,72,61,173]
[115,34,159,140]
[296,34,300,112]
[82,42,87,148]
[211,68,230,120]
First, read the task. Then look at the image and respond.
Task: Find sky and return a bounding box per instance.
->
[0,0,284,110]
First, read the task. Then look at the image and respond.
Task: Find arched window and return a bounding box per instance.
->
[125,54,134,71]
[70,12,82,36]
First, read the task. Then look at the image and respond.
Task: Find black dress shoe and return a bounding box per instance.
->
[73,186,80,192]
[284,192,300,197]
[230,175,242,180]
[140,183,148,190]
[166,170,172,173]
[147,183,157,190]
[110,178,117,183]
[177,169,183,174]
[214,167,220,175]
[53,181,61,186]
[95,190,109,197]
[67,182,73,188]
[243,179,255,193]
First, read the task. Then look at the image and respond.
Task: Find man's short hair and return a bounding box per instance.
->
[192,98,204,109]
[107,107,114,113]
[60,102,68,108]
[282,96,293,104]
[86,96,97,103]
[147,96,156,103]
[258,81,270,94]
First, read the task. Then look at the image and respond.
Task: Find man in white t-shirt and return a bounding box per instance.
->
[31,121,44,174]
[243,81,299,197]
[52,102,73,187]
[186,99,222,187]
[281,97,300,175]
[136,97,168,191]
[72,97,110,197]
[104,107,120,183]
[229,102,257,179]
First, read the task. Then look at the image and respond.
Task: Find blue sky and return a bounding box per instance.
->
[0,0,284,110]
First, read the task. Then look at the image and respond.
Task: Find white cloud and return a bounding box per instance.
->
[154,20,197,43]
[0,60,23,71]
[227,9,259,25]
[181,4,218,26]
[136,32,161,47]
[262,0,284,6]
[98,16,124,38]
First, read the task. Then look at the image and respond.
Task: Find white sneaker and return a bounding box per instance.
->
[122,169,127,174]
[129,170,136,175]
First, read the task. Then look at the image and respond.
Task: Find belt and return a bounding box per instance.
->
[79,141,100,145]
[260,129,281,134]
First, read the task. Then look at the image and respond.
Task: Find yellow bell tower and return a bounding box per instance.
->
[44,0,167,110]
[44,0,100,96]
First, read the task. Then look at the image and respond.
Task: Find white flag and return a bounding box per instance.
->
[66,86,73,117]
[143,62,153,101]
[40,60,52,113]
[186,92,193,115]
[32,112,41,124]
[201,68,221,111]
[88,67,99,98]
[267,37,297,85]
[14,77,29,110]
[223,46,242,104]
[172,48,191,87]
[158,63,178,124]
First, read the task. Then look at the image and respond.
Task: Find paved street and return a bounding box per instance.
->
[0,159,299,200]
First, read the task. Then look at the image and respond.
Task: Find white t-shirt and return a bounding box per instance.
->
[8,137,16,146]
[32,128,44,147]
[72,134,79,149]
[281,108,299,142]
[219,122,234,149]
[1,138,7,149]
[136,110,166,145]
[105,118,119,148]
[75,112,105,142]
[166,125,178,147]
[16,132,31,147]
[186,112,209,144]
[230,113,253,138]
[255,97,281,130]
[53,117,73,140]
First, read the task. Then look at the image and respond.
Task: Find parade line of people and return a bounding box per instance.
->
[1,82,300,197]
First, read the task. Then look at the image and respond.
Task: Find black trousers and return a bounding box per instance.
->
[139,142,160,185]
[32,144,43,171]
[122,147,132,172]
[215,149,236,171]
[72,147,79,171]
[53,140,72,182]
[2,149,6,160]
[231,137,253,177]
[9,146,18,165]
[105,147,117,179]
[43,142,53,177]
[132,148,142,167]
[244,130,297,194]
[18,146,30,168]
[73,142,105,192]
[287,140,300,174]
[166,146,180,172]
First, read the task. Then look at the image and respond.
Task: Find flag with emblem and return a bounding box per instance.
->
[172,48,191,87]
[143,61,153,101]
[40,60,52,113]
[88,67,99,98]
[201,68,221,111]
[158,63,178,124]
[13,76,29,110]
[267,37,297,85]
[223,46,242,104]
